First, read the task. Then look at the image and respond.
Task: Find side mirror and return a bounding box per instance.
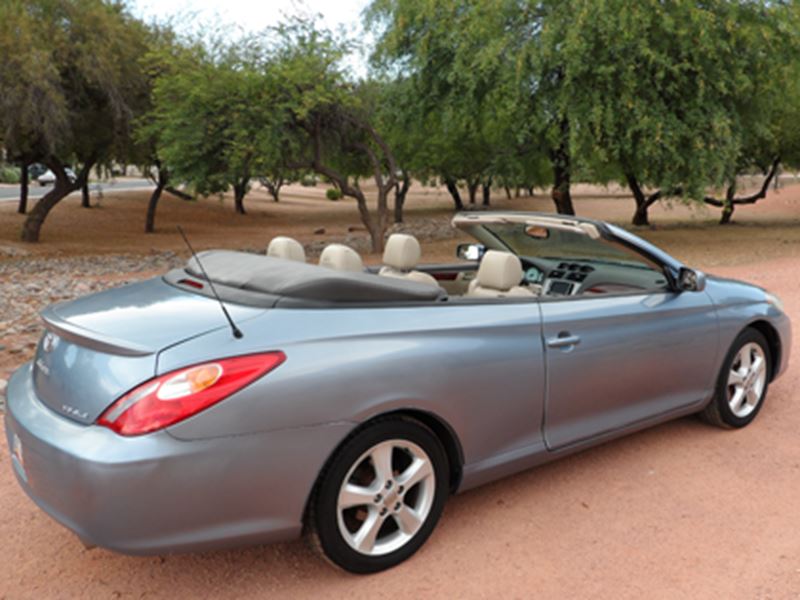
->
[678,267,706,292]
[456,243,486,261]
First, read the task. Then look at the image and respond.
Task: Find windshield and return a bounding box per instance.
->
[482,223,658,270]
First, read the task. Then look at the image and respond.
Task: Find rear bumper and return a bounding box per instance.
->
[4,363,354,555]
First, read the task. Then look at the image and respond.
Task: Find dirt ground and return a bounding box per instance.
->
[0,180,799,598]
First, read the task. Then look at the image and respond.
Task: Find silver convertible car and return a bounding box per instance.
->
[4,212,791,573]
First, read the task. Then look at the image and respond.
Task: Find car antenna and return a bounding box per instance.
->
[177,226,243,339]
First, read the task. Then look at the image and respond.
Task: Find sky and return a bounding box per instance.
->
[129,0,373,74]
[129,0,370,37]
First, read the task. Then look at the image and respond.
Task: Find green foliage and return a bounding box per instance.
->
[368,0,547,199]
[0,0,149,166]
[0,165,21,184]
[326,188,343,200]
[560,0,797,200]
[147,41,266,209]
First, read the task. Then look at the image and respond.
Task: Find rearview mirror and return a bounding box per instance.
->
[678,267,706,292]
[456,243,486,261]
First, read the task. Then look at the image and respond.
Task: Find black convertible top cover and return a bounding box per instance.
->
[182,250,444,305]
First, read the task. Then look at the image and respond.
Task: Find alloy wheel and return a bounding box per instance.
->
[726,342,767,418]
[336,439,436,556]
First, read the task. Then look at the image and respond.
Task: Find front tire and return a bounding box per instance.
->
[307,417,449,573]
[701,328,771,428]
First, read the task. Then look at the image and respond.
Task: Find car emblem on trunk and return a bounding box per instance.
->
[42,332,56,353]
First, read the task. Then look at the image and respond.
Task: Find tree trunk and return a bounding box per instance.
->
[233,179,248,214]
[271,177,283,202]
[444,177,464,210]
[165,186,192,201]
[21,161,85,242]
[703,158,779,225]
[482,180,491,207]
[393,172,410,224]
[625,172,662,226]
[18,161,29,214]
[719,182,736,225]
[22,183,72,242]
[81,180,90,208]
[551,160,575,215]
[467,179,479,205]
[259,176,283,202]
[371,189,388,253]
[145,170,169,233]
[549,118,576,215]
[515,186,521,198]
[504,186,512,200]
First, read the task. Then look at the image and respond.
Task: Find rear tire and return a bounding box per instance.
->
[307,417,449,573]
[701,328,771,428]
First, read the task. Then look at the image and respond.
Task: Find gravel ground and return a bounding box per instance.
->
[0,251,183,396]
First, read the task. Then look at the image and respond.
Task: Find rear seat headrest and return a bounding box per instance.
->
[383,233,421,271]
[267,236,306,262]
[319,244,364,272]
[476,250,524,291]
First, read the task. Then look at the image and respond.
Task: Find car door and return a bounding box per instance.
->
[540,289,719,450]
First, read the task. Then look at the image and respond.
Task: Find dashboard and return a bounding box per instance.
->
[522,258,668,297]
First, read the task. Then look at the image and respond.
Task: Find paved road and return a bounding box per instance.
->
[0,178,153,202]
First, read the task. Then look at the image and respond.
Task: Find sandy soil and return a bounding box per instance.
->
[1,177,800,266]
[0,181,799,598]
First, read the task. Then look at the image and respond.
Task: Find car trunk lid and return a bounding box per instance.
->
[33,277,265,425]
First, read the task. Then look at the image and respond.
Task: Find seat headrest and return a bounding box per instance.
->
[476,250,524,291]
[319,244,364,272]
[267,236,306,262]
[383,233,421,271]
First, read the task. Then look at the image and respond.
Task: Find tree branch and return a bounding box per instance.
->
[703,157,780,207]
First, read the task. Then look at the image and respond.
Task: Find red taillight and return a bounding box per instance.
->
[178,278,204,289]
[97,352,286,436]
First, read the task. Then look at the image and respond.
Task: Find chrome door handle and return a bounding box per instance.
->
[546,333,581,348]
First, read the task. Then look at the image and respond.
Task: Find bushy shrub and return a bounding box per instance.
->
[326,187,343,200]
[300,174,318,187]
[0,165,21,184]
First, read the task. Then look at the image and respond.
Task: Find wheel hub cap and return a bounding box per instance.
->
[727,342,767,418]
[336,439,435,557]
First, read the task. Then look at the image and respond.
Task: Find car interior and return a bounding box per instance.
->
[259,218,672,302]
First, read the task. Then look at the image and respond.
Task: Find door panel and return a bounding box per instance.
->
[541,291,719,450]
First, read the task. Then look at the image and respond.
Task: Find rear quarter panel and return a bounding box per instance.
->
[161,303,546,472]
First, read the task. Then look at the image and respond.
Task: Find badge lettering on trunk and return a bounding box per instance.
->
[61,404,89,421]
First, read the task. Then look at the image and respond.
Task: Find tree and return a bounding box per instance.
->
[703,37,800,224]
[0,0,150,242]
[367,0,572,215]
[559,0,796,225]
[135,24,197,234]
[148,41,268,216]
[266,20,400,253]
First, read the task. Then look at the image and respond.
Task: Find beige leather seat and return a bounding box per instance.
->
[319,244,364,272]
[267,236,306,262]
[378,234,438,287]
[467,250,535,298]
